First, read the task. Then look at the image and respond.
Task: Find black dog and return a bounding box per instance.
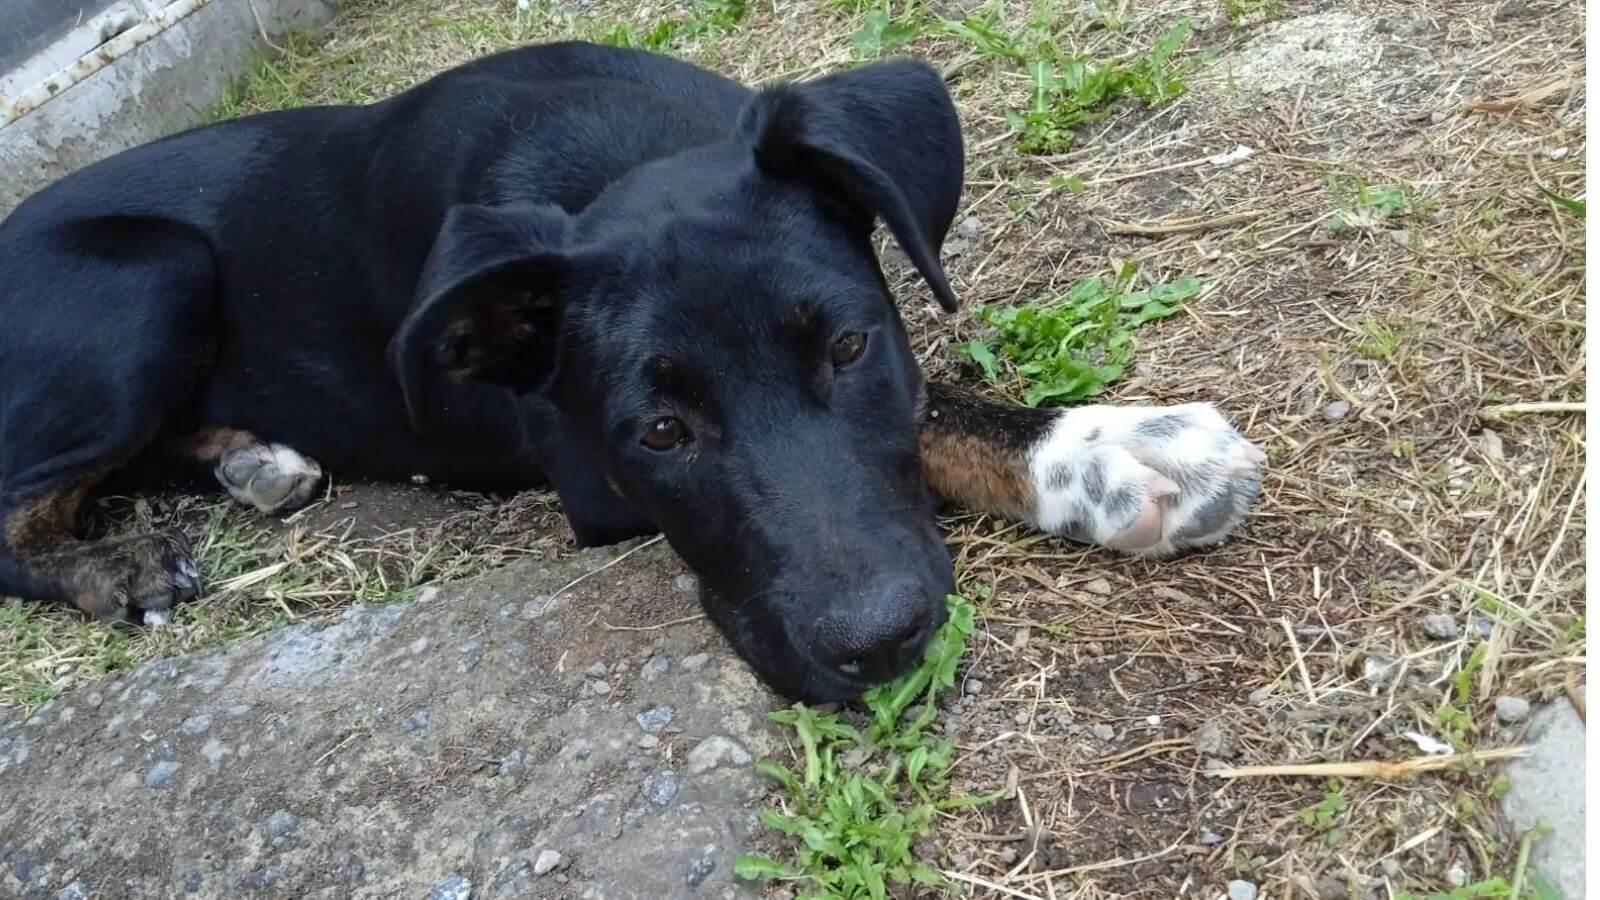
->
[0,42,1263,700]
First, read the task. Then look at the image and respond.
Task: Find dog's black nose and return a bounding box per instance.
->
[815,578,936,685]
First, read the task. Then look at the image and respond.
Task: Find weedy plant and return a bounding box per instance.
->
[849,0,925,56]
[596,0,750,50]
[1223,0,1283,23]
[734,593,997,898]
[1298,779,1348,848]
[957,263,1200,405]
[1326,177,1409,233]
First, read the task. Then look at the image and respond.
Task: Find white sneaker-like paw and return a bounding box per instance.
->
[1026,404,1264,557]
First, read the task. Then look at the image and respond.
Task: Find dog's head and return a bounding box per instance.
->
[392,60,962,700]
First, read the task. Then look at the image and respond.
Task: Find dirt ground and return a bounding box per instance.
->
[0,0,1584,897]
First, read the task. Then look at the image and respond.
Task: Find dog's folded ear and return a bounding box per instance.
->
[389,203,575,431]
[739,59,964,312]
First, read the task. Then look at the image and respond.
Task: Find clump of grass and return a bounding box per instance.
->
[596,0,751,50]
[1001,23,1193,154]
[956,264,1200,405]
[849,0,924,56]
[1223,0,1282,24]
[1327,177,1409,233]
[735,593,995,898]
[1297,779,1348,848]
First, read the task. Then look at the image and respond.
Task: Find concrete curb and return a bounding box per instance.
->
[0,0,335,217]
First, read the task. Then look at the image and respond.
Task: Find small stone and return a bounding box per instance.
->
[1084,577,1112,596]
[1547,147,1569,161]
[680,653,710,673]
[521,596,550,620]
[641,655,670,682]
[686,854,716,887]
[1145,715,1161,726]
[644,769,681,806]
[1389,229,1412,249]
[638,734,661,750]
[1446,860,1469,887]
[1248,685,1275,705]
[427,873,472,900]
[1193,722,1232,758]
[1323,400,1352,422]
[1090,723,1116,741]
[1363,654,1400,687]
[57,882,90,900]
[178,715,212,737]
[1430,110,1448,124]
[964,679,984,695]
[402,710,432,733]
[144,760,181,789]
[408,638,429,655]
[1316,876,1350,900]
[533,849,564,876]
[1227,880,1257,900]
[586,661,609,677]
[1422,614,1460,640]
[674,574,698,593]
[265,809,299,841]
[1494,696,1531,724]
[498,750,526,778]
[1200,830,1224,846]
[1466,614,1496,640]
[589,680,612,696]
[956,215,984,237]
[687,735,752,775]
[636,705,676,733]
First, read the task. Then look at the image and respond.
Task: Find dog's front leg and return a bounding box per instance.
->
[918,382,1264,557]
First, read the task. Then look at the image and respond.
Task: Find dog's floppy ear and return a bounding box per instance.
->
[389,203,575,431]
[740,59,964,312]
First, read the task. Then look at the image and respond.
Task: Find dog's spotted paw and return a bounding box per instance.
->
[1026,403,1264,557]
[216,443,324,515]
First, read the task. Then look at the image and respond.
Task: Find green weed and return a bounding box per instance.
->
[956,264,1199,405]
[1536,185,1585,217]
[1297,780,1348,847]
[1223,0,1283,23]
[1327,178,1409,233]
[596,0,750,50]
[850,1,925,56]
[1353,317,1408,361]
[1433,642,1489,745]
[735,593,997,898]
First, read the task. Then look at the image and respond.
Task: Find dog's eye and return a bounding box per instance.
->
[641,416,689,451]
[831,332,867,368]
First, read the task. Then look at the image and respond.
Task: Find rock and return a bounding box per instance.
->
[1315,875,1350,900]
[686,736,752,775]
[1248,685,1275,705]
[427,873,472,900]
[143,760,181,789]
[1388,229,1411,249]
[1494,696,1531,724]
[56,882,90,900]
[1445,859,1469,887]
[178,714,212,737]
[1199,830,1224,846]
[636,705,675,733]
[641,655,670,682]
[674,574,698,593]
[1421,614,1460,640]
[1192,722,1233,758]
[1227,880,1257,900]
[1502,689,1586,900]
[643,770,681,806]
[265,809,300,841]
[638,734,661,750]
[964,679,984,695]
[956,215,984,238]
[1466,614,1496,640]
[498,750,526,778]
[402,710,432,733]
[1323,400,1351,422]
[590,680,612,696]
[1362,654,1400,687]
[686,853,716,887]
[586,661,609,677]
[1430,110,1448,124]
[533,849,564,875]
[1083,577,1112,596]
[1090,723,1116,741]
[680,653,710,673]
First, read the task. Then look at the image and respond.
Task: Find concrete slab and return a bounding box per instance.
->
[1501,686,1586,899]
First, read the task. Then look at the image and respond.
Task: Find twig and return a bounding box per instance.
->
[599,613,705,632]
[1104,210,1267,236]
[1565,684,1585,723]
[943,871,1047,900]
[548,535,664,603]
[1478,401,1585,421]
[1282,616,1319,701]
[1210,746,1527,780]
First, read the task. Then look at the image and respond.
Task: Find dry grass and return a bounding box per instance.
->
[0,0,1584,895]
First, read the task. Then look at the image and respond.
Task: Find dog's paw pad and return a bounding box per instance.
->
[216,443,323,515]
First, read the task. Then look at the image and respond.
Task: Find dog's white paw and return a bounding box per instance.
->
[1026,403,1264,557]
[216,443,324,515]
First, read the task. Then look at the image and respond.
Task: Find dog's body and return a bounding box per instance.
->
[0,42,1263,699]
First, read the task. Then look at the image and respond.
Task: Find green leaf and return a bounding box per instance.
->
[1537,185,1585,216]
[956,340,1001,380]
[733,854,799,881]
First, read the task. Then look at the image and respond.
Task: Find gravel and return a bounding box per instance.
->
[1323,400,1352,422]
[1090,723,1116,741]
[686,736,752,775]
[265,809,299,841]
[1494,696,1531,724]
[143,760,181,789]
[177,715,212,737]
[643,770,681,806]
[640,655,670,682]
[1227,880,1258,900]
[1192,722,1233,758]
[533,849,564,875]
[427,874,472,900]
[1421,614,1460,640]
[401,710,432,733]
[636,706,675,733]
[680,653,710,673]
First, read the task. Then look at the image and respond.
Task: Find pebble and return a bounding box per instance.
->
[1323,400,1352,422]
[402,710,432,733]
[1227,880,1258,900]
[636,706,675,733]
[1466,614,1496,640]
[533,849,564,876]
[686,854,716,887]
[1200,830,1224,846]
[408,638,430,655]
[589,680,612,696]
[144,760,181,789]
[638,734,661,750]
[641,655,670,682]
[964,679,984,695]
[1145,715,1161,726]
[1422,614,1460,640]
[1430,110,1448,124]
[1192,722,1232,758]
[1090,723,1116,741]
[586,661,609,677]
[428,874,472,900]
[643,770,681,806]
[686,736,752,775]
[956,215,984,238]
[1248,686,1275,705]
[498,750,526,778]
[1494,696,1531,724]
[674,574,699,593]
[1083,577,1112,596]
[265,809,299,841]
[680,653,710,673]
[178,715,212,737]
[1389,229,1411,249]
[57,882,90,900]
[1363,654,1400,687]
[1446,860,1470,887]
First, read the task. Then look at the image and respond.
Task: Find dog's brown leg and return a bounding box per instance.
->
[167,427,324,515]
[1,468,201,624]
[918,381,1266,557]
